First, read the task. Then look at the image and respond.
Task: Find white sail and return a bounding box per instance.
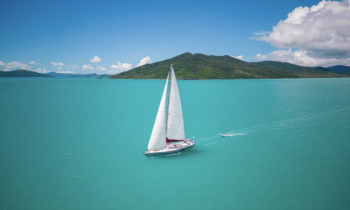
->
[147,75,169,150]
[167,65,186,140]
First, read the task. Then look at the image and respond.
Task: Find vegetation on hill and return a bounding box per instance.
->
[110,53,343,79]
[326,65,350,75]
[0,69,53,77]
[45,72,111,78]
[254,61,341,78]
[45,72,86,77]
[0,70,110,78]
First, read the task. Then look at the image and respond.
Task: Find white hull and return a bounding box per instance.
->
[221,134,233,137]
[143,141,195,157]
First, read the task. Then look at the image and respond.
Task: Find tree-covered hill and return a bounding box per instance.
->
[0,69,53,77]
[326,65,350,75]
[254,61,341,78]
[110,53,343,79]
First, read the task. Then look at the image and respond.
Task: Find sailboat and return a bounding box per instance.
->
[143,64,195,157]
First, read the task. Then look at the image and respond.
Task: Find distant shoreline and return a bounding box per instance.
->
[2,77,349,81]
[110,53,349,79]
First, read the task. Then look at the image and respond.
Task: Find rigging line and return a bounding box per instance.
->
[165,72,170,133]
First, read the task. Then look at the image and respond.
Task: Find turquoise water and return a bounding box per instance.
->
[1,78,350,210]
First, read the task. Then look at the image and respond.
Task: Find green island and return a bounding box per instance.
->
[110,53,345,79]
[0,70,109,78]
[326,65,350,75]
[0,70,53,77]
[1,53,349,79]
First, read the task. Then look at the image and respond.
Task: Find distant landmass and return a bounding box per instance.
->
[2,56,349,79]
[45,72,110,78]
[0,70,110,78]
[326,65,350,75]
[45,72,87,77]
[110,53,346,79]
[0,69,53,77]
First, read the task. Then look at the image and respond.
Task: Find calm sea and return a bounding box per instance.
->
[1,78,349,210]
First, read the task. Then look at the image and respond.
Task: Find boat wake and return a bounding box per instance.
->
[229,131,246,137]
[191,134,218,142]
[189,105,350,148]
[191,130,248,147]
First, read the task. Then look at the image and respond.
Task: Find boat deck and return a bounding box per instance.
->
[143,141,195,157]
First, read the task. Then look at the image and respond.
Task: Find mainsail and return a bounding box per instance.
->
[147,75,169,150]
[167,65,185,141]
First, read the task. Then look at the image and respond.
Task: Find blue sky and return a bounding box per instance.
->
[1,0,349,74]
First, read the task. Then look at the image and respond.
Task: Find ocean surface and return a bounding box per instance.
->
[1,78,350,210]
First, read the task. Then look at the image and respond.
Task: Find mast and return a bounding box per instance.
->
[166,64,172,136]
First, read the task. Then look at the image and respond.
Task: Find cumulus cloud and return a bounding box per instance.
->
[231,55,244,60]
[96,66,106,71]
[82,64,94,70]
[90,56,101,63]
[29,61,40,65]
[136,56,152,67]
[253,31,271,36]
[256,49,350,67]
[56,71,74,74]
[34,68,49,74]
[70,64,79,70]
[0,61,31,71]
[110,62,133,71]
[255,0,350,66]
[51,62,64,67]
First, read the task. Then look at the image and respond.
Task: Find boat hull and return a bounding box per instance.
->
[143,141,195,157]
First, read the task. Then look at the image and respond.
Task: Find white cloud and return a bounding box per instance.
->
[256,49,350,67]
[51,62,64,67]
[34,68,49,74]
[96,66,106,71]
[110,62,133,72]
[253,31,271,36]
[0,61,31,71]
[256,49,319,66]
[56,71,74,74]
[90,56,101,63]
[29,61,40,65]
[255,0,350,66]
[82,64,94,70]
[137,56,152,67]
[231,55,244,60]
[70,64,79,70]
